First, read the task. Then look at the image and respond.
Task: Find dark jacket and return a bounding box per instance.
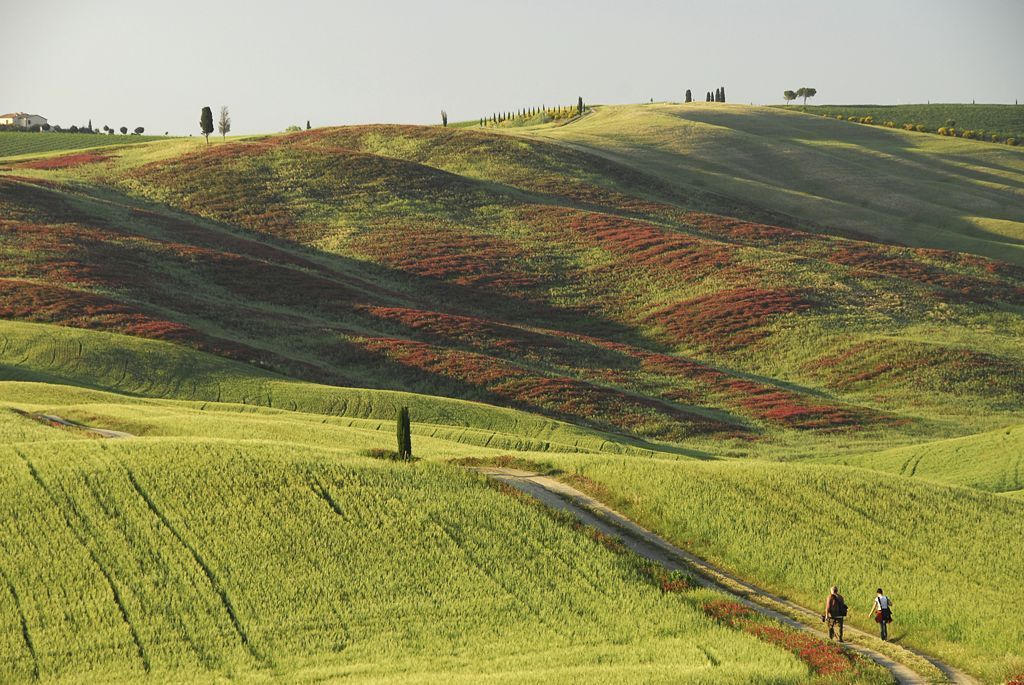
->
[826,593,846,618]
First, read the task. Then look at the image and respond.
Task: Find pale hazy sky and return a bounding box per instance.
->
[3,0,1023,135]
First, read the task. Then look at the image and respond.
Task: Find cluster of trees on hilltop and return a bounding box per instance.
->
[1,118,149,134]
[683,87,726,103]
[783,87,818,105]
[474,97,588,128]
[198,106,232,142]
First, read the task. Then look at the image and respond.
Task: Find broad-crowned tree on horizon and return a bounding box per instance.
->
[218,106,231,140]
[783,90,797,104]
[797,87,817,105]
[200,106,214,144]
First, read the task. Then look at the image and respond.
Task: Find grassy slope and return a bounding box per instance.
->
[788,104,1024,140]
[0,131,168,160]
[1,107,1023,681]
[3,122,1023,460]
[508,452,1024,683]
[0,320,661,457]
[819,424,1024,493]
[522,103,1024,264]
[0,391,811,684]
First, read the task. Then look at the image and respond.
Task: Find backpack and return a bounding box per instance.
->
[832,595,848,618]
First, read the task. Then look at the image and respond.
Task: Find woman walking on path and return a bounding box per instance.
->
[870,588,894,641]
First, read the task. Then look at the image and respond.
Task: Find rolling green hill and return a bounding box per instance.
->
[1,103,1023,682]
[820,424,1024,493]
[521,103,1024,265]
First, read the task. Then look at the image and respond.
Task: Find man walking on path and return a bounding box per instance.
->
[823,585,847,641]
[870,588,894,641]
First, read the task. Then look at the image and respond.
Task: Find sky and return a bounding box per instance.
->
[3,0,1023,135]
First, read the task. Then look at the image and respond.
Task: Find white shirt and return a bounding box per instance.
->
[874,595,891,610]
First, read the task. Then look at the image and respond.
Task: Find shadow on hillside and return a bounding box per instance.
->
[628,108,1024,260]
[2,177,747,453]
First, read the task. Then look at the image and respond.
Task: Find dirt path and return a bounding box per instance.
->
[32,413,135,439]
[473,467,979,685]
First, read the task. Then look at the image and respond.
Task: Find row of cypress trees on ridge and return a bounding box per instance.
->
[462,88,730,128]
[683,87,726,103]
[474,97,587,127]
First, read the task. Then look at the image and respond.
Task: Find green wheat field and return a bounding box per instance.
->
[1,100,1022,683]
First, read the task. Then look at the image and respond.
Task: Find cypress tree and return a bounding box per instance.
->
[578,96,584,115]
[199,106,214,144]
[720,86,726,102]
[685,89,692,103]
[396,407,412,460]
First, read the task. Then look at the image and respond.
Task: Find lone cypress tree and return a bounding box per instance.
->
[396,407,412,460]
[199,106,214,144]
[306,120,311,130]
[685,89,692,103]
[706,91,712,102]
[578,96,584,115]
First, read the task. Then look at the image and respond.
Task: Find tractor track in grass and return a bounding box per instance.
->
[472,466,979,685]
[16,411,135,438]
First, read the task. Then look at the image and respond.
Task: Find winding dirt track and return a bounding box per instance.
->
[474,467,979,685]
[33,413,134,438]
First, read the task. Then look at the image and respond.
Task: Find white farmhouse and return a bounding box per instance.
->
[0,112,49,128]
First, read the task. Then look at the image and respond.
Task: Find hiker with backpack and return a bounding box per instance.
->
[822,585,847,641]
[869,588,894,641]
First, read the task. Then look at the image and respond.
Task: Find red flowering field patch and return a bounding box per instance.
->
[829,244,1024,304]
[359,306,582,361]
[649,287,815,352]
[0,177,96,224]
[1,278,206,346]
[682,212,807,247]
[810,339,1024,398]
[357,337,743,439]
[682,210,1024,305]
[560,335,886,431]
[15,152,113,170]
[517,206,740,284]
[351,222,546,295]
[702,599,863,677]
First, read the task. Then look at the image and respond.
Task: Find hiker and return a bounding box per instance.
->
[869,588,894,641]
[822,585,847,641]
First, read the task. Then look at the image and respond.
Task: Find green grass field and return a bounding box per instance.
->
[1,398,816,683]
[820,424,1024,493]
[786,103,1024,141]
[506,453,1024,684]
[0,131,169,160]
[521,103,1024,266]
[1,102,1022,683]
